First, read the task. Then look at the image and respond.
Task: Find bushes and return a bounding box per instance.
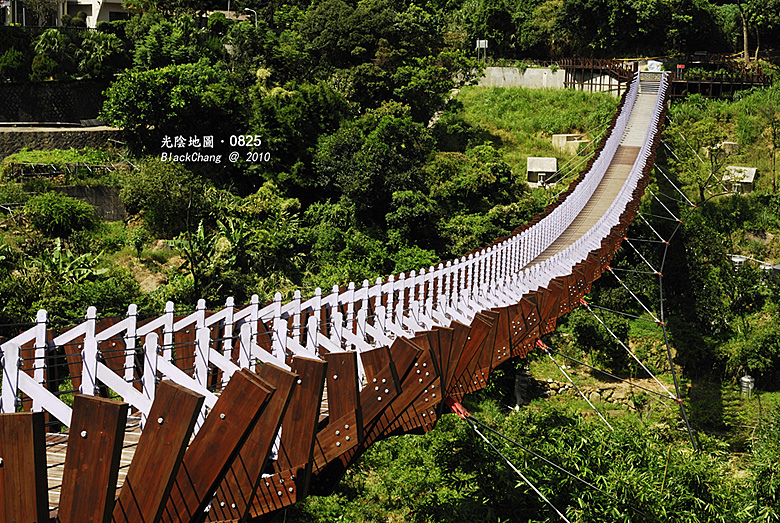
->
[23,192,97,237]
[120,159,209,237]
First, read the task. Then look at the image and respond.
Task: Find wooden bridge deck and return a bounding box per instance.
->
[529,87,657,266]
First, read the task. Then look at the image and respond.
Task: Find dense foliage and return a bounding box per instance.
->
[1,1,780,521]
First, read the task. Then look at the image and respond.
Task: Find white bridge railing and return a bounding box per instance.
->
[0,72,667,431]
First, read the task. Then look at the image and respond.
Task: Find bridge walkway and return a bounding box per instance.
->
[528,78,659,266]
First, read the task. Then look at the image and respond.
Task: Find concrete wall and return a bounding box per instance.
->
[478,67,566,89]
[0,127,123,160]
[52,185,127,222]
[478,67,626,95]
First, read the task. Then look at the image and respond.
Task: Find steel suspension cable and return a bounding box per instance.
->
[467,415,654,520]
[579,300,675,400]
[655,218,699,450]
[539,341,614,431]
[605,267,660,323]
[465,417,573,523]
[545,346,675,404]
[624,238,661,275]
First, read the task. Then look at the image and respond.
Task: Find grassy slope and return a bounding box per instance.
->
[455,86,619,182]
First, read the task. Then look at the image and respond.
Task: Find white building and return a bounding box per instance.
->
[65,0,129,27]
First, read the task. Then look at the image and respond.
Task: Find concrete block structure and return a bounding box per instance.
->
[723,166,756,193]
[553,134,589,155]
[526,157,558,186]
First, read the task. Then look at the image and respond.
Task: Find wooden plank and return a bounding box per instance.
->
[245,467,301,518]
[358,347,391,386]
[491,307,512,369]
[323,351,360,424]
[443,321,470,397]
[272,357,327,496]
[0,412,48,523]
[312,410,360,472]
[161,370,274,523]
[59,395,129,523]
[450,314,493,398]
[430,326,453,393]
[206,364,297,523]
[113,381,205,523]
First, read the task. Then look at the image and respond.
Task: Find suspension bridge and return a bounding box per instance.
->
[0,71,671,522]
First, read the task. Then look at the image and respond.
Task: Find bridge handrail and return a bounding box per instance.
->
[0,73,668,430]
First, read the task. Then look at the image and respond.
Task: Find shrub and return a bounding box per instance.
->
[23,191,97,237]
[0,47,28,82]
[120,159,209,237]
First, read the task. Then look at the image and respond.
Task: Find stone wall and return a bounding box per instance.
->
[0,127,123,160]
[0,80,110,122]
[545,377,672,411]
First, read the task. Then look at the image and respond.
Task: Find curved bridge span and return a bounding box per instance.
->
[0,72,669,522]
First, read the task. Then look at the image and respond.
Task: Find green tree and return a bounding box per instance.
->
[120,158,209,236]
[314,101,434,224]
[665,115,731,204]
[76,31,125,78]
[101,58,245,151]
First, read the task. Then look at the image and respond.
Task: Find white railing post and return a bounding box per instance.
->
[292,290,302,348]
[329,285,342,349]
[163,301,175,362]
[81,306,98,395]
[345,282,356,350]
[141,332,159,427]
[373,277,385,334]
[222,297,235,359]
[358,279,369,339]
[32,309,47,411]
[1,342,20,413]
[248,294,260,363]
[307,288,322,354]
[272,292,287,362]
[385,275,395,331]
[239,322,252,369]
[194,326,210,390]
[124,304,138,382]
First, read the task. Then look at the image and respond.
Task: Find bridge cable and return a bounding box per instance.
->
[653,165,696,207]
[466,414,655,520]
[463,415,573,522]
[605,267,660,323]
[579,299,675,401]
[585,304,659,323]
[543,346,675,405]
[623,238,661,275]
[638,212,681,223]
[624,237,667,244]
[637,215,669,245]
[654,216,699,451]
[538,341,614,431]
[646,187,683,221]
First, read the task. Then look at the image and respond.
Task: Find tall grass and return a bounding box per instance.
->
[455,86,619,178]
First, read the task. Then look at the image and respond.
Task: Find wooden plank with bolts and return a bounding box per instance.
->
[0,412,48,523]
[161,370,274,523]
[272,357,327,496]
[323,351,360,424]
[113,381,205,523]
[207,364,297,523]
[59,395,129,523]
[358,347,391,387]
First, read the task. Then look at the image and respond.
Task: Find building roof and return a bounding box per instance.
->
[723,166,757,184]
[527,157,557,172]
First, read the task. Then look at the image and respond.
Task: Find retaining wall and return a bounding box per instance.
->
[0,127,123,160]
